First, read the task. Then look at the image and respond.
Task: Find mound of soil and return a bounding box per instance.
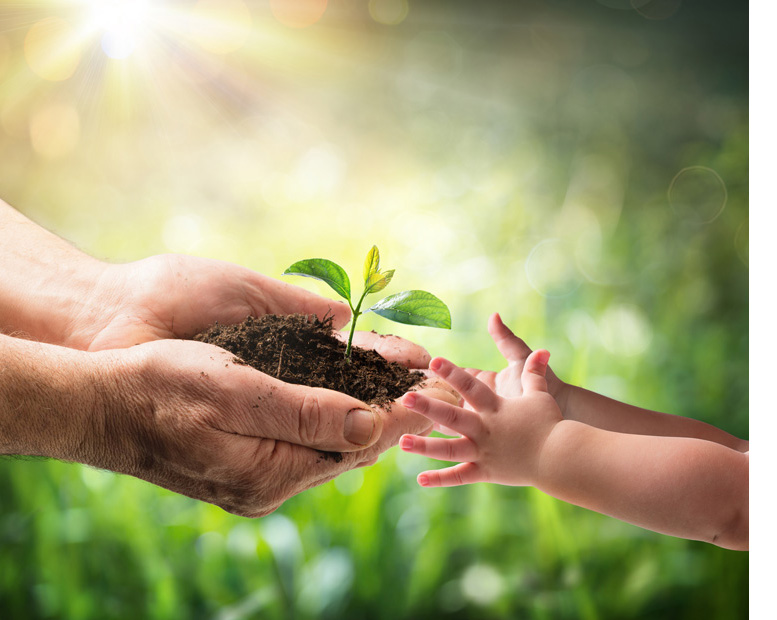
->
[193,314,424,407]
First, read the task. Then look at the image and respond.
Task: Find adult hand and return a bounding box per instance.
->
[80,254,431,368]
[1,202,431,366]
[1,334,451,516]
[94,338,448,516]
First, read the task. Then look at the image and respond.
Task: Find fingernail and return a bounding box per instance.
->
[418,474,430,487]
[538,350,550,365]
[400,435,414,450]
[402,392,417,408]
[345,409,376,445]
[429,358,443,372]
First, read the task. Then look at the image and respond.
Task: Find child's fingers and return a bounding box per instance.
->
[399,434,478,462]
[521,349,551,394]
[488,313,533,365]
[417,462,481,488]
[464,367,496,391]
[433,422,461,436]
[402,391,482,437]
[429,357,499,411]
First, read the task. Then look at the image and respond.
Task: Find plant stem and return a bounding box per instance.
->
[345,289,369,362]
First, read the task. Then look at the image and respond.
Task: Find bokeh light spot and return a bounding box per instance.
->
[298,549,354,615]
[29,102,81,159]
[369,0,409,26]
[599,304,652,357]
[564,309,600,349]
[226,523,259,558]
[163,214,204,253]
[668,166,727,224]
[24,17,83,81]
[333,468,364,495]
[461,564,504,605]
[190,0,252,54]
[284,144,346,203]
[270,0,328,29]
[525,238,581,297]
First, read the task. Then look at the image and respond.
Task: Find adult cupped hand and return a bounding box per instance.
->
[95,338,455,517]
[74,254,431,368]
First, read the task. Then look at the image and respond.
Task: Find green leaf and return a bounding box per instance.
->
[283,258,351,302]
[366,290,451,329]
[363,245,380,283]
[365,269,395,295]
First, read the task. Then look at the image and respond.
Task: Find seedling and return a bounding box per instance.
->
[283,246,451,361]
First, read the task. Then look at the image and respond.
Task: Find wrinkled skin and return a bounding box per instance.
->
[63,254,455,516]
[93,338,456,517]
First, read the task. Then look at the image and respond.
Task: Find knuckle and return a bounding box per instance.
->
[442,407,459,428]
[460,372,479,393]
[414,394,430,413]
[297,393,324,444]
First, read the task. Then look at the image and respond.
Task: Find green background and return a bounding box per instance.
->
[0,0,748,618]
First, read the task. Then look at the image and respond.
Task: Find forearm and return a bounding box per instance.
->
[0,333,108,461]
[536,420,749,550]
[562,384,748,452]
[0,199,111,348]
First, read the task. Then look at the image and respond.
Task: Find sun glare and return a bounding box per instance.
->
[85,0,152,59]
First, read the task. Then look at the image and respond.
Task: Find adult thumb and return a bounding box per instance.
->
[521,349,550,395]
[269,382,384,452]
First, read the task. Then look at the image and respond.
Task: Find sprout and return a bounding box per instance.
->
[283,246,451,361]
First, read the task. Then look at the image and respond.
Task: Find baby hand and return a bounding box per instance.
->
[399,349,562,487]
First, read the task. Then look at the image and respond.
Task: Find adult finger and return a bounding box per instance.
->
[429,357,499,412]
[337,330,431,369]
[248,272,352,329]
[276,382,387,451]
[417,462,481,488]
[220,370,383,452]
[264,406,416,493]
[488,313,533,365]
[401,391,481,437]
[399,434,478,462]
[522,349,551,395]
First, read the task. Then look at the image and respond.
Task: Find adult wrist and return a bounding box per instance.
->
[1,248,111,349]
[0,335,104,461]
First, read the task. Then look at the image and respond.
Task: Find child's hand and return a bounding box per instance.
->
[462,313,568,404]
[399,349,563,488]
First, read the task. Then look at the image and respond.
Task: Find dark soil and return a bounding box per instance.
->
[193,314,424,407]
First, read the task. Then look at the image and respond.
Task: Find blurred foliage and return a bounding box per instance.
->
[0,0,747,618]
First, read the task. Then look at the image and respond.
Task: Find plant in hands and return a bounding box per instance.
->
[283,246,451,361]
[399,346,562,487]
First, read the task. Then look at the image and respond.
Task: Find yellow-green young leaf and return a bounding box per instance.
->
[365,269,394,295]
[363,245,380,283]
[283,258,351,302]
[366,290,451,328]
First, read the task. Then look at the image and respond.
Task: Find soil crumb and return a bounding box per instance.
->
[194,314,424,406]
